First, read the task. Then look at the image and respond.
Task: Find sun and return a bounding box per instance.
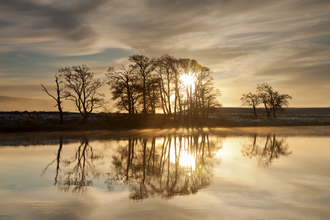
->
[180,74,194,87]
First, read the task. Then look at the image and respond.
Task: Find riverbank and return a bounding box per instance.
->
[0,109,329,133]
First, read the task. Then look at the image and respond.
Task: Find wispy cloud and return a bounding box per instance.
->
[0,0,329,106]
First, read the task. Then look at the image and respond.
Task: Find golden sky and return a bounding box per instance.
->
[0,0,329,109]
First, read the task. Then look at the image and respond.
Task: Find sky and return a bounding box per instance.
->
[0,0,329,110]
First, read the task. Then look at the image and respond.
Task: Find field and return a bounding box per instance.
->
[0,107,329,132]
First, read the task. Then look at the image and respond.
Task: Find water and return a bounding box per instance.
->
[0,127,329,220]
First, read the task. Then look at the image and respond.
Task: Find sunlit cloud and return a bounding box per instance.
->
[0,0,329,107]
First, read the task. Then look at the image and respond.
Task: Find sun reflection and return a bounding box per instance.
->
[179,151,196,170]
[169,138,196,171]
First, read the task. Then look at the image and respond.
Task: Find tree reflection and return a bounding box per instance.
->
[43,137,103,193]
[41,136,63,185]
[106,134,222,201]
[241,134,292,166]
[42,133,221,198]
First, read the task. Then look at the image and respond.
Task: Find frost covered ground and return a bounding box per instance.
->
[0,108,329,132]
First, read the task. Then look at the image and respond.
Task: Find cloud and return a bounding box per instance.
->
[1,0,330,106]
[0,0,114,54]
[255,43,330,96]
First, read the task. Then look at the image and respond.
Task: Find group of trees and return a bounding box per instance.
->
[107,54,221,120]
[241,83,292,119]
[42,54,221,123]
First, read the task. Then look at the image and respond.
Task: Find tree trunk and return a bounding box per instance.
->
[143,77,146,115]
[57,101,63,124]
[264,103,270,119]
[253,105,258,118]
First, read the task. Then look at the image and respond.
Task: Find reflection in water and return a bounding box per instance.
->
[41,136,63,184]
[43,137,103,193]
[241,134,292,166]
[107,135,222,200]
[43,134,222,200]
[2,129,328,220]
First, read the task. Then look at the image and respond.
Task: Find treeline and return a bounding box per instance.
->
[42,54,221,123]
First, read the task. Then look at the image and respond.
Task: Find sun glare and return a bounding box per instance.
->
[180,74,194,87]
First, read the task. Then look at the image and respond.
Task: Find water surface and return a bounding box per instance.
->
[0,127,329,220]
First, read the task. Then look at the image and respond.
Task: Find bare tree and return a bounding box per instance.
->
[146,76,161,115]
[59,65,104,122]
[106,65,141,118]
[129,55,155,115]
[154,55,175,115]
[240,92,261,118]
[257,83,274,118]
[195,66,221,119]
[204,87,222,118]
[41,73,64,124]
[257,83,292,119]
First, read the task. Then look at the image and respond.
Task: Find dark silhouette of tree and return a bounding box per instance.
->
[185,59,200,120]
[154,55,176,115]
[129,55,155,115]
[59,65,104,122]
[106,65,141,118]
[41,74,65,124]
[146,76,161,115]
[195,66,221,119]
[257,83,292,119]
[241,134,292,167]
[240,92,261,118]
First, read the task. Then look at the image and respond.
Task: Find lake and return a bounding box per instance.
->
[0,127,329,220]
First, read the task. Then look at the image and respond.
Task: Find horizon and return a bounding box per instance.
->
[1,0,330,111]
[0,94,329,113]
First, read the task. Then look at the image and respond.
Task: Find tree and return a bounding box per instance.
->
[257,83,292,119]
[203,87,222,118]
[59,65,104,122]
[195,66,221,119]
[146,76,161,115]
[41,73,65,124]
[129,55,155,115]
[106,65,141,118]
[154,55,176,115]
[240,92,261,118]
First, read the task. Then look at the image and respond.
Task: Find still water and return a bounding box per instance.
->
[0,127,329,220]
